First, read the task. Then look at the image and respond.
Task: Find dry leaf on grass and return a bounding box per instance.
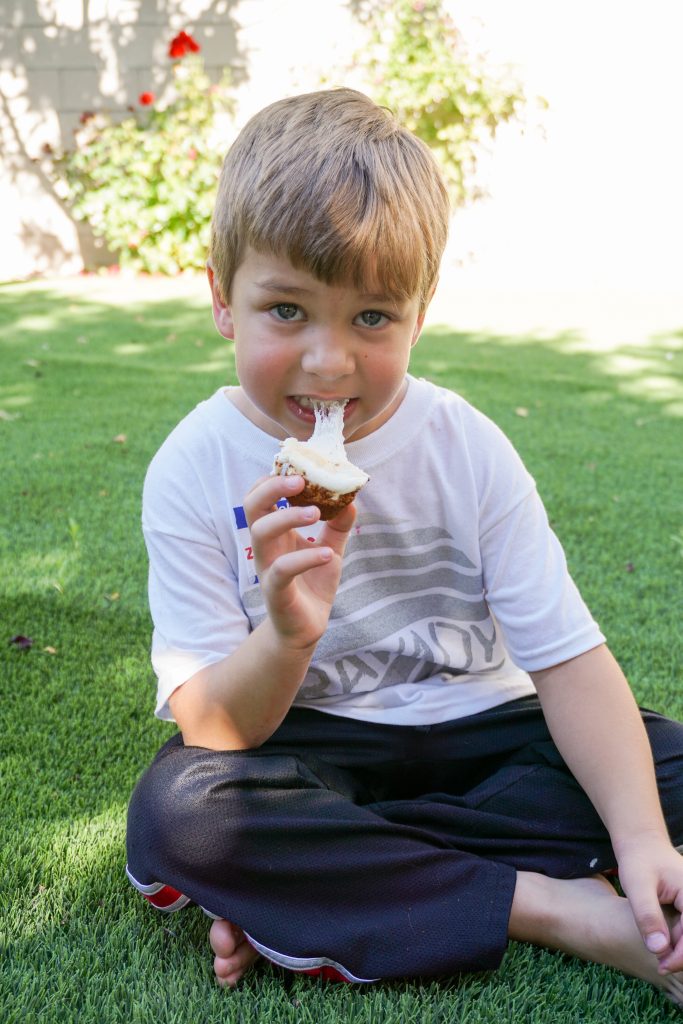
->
[9,635,33,650]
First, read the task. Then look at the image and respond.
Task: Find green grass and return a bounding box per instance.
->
[1,278,682,1023]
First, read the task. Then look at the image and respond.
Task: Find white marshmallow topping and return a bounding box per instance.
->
[275,401,369,496]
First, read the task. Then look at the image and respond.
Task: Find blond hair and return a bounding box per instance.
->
[209,89,449,312]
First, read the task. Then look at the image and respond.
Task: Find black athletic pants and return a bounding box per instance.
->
[126,697,683,981]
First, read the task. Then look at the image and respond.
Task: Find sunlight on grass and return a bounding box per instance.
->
[427,326,683,418]
[423,359,452,375]
[185,357,235,374]
[1,548,80,596]
[1,393,33,407]
[11,808,125,941]
[596,351,683,414]
[8,314,62,333]
[623,374,683,399]
[113,343,152,356]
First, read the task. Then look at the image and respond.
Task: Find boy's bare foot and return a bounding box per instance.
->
[511,872,683,1007]
[210,918,261,987]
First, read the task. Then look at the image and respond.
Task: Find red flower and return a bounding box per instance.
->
[139,91,155,106]
[79,110,95,124]
[168,30,200,59]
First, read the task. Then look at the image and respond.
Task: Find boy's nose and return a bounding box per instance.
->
[300,331,354,380]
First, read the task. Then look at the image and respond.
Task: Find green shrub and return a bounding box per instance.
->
[54,10,529,274]
[55,32,235,275]
[354,0,529,204]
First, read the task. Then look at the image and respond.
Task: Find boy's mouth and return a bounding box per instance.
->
[293,396,344,410]
[288,395,356,421]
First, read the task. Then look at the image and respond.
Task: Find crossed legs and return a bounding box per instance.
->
[127,701,683,997]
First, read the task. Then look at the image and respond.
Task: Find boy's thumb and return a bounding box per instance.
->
[325,502,357,535]
[645,929,670,955]
[630,899,672,957]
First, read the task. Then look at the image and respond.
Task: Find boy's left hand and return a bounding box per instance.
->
[615,834,683,973]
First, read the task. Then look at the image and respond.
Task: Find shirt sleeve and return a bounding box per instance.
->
[464,402,605,671]
[480,487,605,671]
[142,441,250,721]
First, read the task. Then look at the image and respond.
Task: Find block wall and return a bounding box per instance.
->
[0,0,357,280]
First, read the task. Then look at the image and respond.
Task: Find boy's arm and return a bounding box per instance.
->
[532,644,683,972]
[170,473,355,750]
[170,617,318,749]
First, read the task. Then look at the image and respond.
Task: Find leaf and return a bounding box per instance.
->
[514,407,529,418]
[9,635,33,650]
[43,646,58,655]
[113,434,127,444]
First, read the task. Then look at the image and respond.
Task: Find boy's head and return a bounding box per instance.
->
[209,89,450,314]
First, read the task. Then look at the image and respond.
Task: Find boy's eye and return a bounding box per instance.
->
[271,303,302,321]
[356,310,387,328]
[270,301,303,321]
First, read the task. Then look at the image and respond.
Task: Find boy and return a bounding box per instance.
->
[126,88,683,1003]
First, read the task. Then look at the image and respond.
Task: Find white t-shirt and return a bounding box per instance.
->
[143,375,604,724]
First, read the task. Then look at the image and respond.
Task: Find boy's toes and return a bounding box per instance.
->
[214,941,260,987]
[663,973,683,1008]
[210,918,260,987]
[209,917,241,958]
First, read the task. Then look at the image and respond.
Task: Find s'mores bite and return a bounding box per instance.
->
[273,400,369,520]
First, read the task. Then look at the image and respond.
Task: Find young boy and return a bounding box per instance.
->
[126,88,683,1003]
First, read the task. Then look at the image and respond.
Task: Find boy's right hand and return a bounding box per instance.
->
[244,474,356,651]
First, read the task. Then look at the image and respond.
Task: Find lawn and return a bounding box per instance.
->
[1,275,682,1023]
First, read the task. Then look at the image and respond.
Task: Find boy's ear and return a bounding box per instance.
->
[411,280,438,347]
[410,313,426,348]
[206,264,235,340]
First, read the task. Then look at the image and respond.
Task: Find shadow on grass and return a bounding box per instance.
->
[2,282,682,792]
[0,280,225,368]
[1,282,682,1021]
[1,596,176,820]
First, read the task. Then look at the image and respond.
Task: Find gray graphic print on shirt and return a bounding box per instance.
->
[241,514,505,700]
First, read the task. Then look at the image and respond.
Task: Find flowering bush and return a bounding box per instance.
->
[354,0,529,205]
[55,31,235,274]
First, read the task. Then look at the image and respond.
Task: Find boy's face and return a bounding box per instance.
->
[209,248,427,443]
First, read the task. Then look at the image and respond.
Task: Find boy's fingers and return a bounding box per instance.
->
[250,504,320,551]
[319,502,357,548]
[266,547,333,589]
[244,474,305,523]
[658,886,683,971]
[659,935,683,974]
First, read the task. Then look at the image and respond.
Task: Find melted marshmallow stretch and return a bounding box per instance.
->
[276,401,369,497]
